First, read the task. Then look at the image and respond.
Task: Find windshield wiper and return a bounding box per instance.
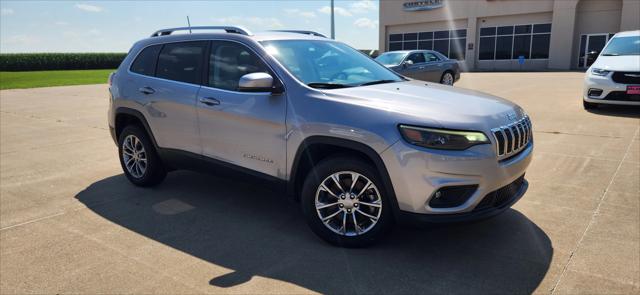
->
[358,79,399,86]
[601,53,619,56]
[307,82,353,89]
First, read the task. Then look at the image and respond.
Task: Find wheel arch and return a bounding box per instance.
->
[288,136,400,217]
[440,69,456,84]
[442,69,454,76]
[115,107,159,149]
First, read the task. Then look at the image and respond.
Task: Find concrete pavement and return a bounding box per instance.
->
[0,73,638,294]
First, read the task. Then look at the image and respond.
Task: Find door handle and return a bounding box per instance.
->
[199,97,220,106]
[419,66,425,69]
[138,86,155,95]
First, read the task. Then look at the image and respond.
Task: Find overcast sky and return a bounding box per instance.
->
[0,0,380,53]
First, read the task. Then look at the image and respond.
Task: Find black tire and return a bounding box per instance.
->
[583,100,598,110]
[440,71,455,86]
[301,156,394,247]
[118,125,167,187]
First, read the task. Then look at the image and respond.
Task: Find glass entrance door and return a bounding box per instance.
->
[578,33,615,68]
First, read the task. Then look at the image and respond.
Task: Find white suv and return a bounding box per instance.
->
[583,30,640,109]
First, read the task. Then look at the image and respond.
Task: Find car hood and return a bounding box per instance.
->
[591,55,640,72]
[320,80,525,131]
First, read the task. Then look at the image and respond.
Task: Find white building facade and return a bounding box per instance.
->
[379,0,640,71]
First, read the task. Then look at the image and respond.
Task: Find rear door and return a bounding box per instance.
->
[126,41,207,154]
[145,41,208,154]
[196,40,286,178]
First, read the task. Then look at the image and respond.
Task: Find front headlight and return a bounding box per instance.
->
[399,125,490,150]
[591,68,611,76]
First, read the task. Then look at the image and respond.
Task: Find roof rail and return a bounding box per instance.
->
[270,30,327,38]
[151,26,252,37]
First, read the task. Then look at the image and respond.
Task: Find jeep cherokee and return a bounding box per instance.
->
[108,26,533,247]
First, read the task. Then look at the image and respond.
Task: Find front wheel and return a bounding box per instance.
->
[301,156,393,247]
[440,71,455,86]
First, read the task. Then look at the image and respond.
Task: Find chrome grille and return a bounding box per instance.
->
[491,116,532,159]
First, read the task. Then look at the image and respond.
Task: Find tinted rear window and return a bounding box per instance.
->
[130,45,161,76]
[156,41,208,84]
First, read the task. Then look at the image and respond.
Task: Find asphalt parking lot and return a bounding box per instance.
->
[1,72,638,294]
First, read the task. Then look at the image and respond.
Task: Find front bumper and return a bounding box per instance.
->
[583,72,640,106]
[380,138,533,218]
[397,178,528,224]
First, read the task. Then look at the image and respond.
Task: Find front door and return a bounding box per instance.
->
[401,52,429,81]
[578,33,615,68]
[196,40,286,178]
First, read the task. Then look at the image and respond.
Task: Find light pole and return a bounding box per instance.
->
[330,0,335,39]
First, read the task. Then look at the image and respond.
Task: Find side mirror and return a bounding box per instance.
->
[403,60,414,68]
[238,72,282,93]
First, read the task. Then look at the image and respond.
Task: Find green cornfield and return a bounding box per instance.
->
[0,53,127,71]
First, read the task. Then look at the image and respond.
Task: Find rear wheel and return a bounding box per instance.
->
[118,125,166,186]
[301,156,393,247]
[583,100,598,110]
[440,71,454,86]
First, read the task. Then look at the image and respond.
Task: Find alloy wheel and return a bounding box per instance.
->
[442,73,454,85]
[314,171,382,236]
[122,134,147,178]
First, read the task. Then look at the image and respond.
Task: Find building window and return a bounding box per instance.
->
[513,35,531,59]
[434,39,449,57]
[480,27,496,36]
[388,29,467,60]
[478,37,495,60]
[496,36,513,60]
[404,41,418,50]
[478,23,552,61]
[449,38,466,60]
[418,40,432,50]
[531,34,551,59]
[389,42,402,51]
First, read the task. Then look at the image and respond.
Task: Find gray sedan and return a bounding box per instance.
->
[375,50,460,85]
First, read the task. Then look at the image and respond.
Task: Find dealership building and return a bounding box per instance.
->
[378,0,640,71]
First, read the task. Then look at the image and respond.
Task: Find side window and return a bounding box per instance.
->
[156,41,207,84]
[209,41,270,91]
[424,52,440,62]
[407,52,426,64]
[130,45,162,76]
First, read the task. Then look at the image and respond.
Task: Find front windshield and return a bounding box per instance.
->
[375,52,407,66]
[261,40,403,88]
[601,36,640,56]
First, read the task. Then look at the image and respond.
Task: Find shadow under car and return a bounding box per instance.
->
[586,104,640,118]
[75,170,553,294]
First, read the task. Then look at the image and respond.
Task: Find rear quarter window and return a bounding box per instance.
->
[130,44,162,76]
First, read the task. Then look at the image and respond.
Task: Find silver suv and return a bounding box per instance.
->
[108,26,533,247]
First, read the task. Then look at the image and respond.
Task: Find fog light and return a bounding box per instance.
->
[588,88,603,97]
[429,185,478,208]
